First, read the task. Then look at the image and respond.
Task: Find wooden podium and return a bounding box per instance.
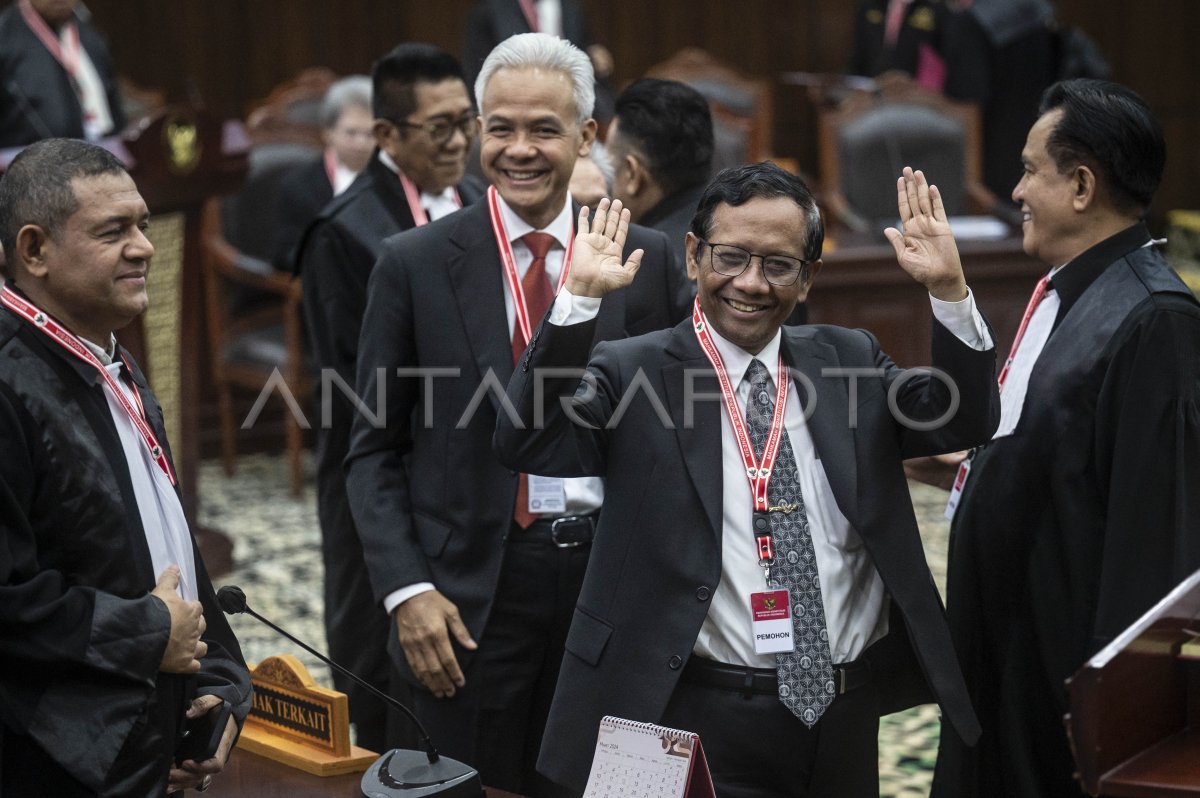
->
[1066,569,1200,796]
[118,108,250,576]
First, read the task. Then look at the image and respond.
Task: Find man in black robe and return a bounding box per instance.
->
[0,139,251,796]
[925,79,1200,797]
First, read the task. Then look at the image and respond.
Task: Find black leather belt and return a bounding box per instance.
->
[509,513,597,548]
[682,655,871,697]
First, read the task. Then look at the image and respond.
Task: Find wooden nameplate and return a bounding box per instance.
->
[236,655,377,776]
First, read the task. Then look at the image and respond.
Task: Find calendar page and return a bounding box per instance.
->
[582,716,714,798]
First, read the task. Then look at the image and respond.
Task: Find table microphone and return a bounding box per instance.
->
[216,585,484,797]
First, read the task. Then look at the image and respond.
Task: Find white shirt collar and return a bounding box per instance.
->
[496,192,573,250]
[79,333,117,366]
[706,318,784,390]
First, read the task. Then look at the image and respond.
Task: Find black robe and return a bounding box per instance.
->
[0,299,251,797]
[933,224,1200,797]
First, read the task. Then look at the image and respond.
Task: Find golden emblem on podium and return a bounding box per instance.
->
[162,113,201,175]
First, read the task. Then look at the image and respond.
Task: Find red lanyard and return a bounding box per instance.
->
[486,185,572,344]
[398,170,462,228]
[1,286,176,486]
[692,298,788,564]
[323,148,338,187]
[518,0,540,31]
[19,0,81,81]
[996,274,1051,390]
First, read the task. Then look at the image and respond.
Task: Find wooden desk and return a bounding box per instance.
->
[219,748,525,797]
[809,234,1042,367]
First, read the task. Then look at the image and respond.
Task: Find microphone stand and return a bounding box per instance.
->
[218,586,484,797]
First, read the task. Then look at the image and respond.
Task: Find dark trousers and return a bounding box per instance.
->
[316,428,396,752]
[659,658,880,798]
[412,525,588,798]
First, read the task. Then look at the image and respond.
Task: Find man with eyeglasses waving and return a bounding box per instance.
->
[296,42,485,753]
[344,33,689,796]
[496,162,1000,796]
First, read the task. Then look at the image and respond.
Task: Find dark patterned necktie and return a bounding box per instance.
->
[744,358,835,726]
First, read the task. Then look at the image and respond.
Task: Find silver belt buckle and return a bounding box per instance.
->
[550,515,592,548]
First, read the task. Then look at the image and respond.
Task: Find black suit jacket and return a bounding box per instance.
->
[0,5,126,148]
[463,0,592,88]
[495,314,999,792]
[273,156,333,271]
[344,199,690,684]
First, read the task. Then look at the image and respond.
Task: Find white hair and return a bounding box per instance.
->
[320,75,372,129]
[474,32,594,123]
[588,140,615,191]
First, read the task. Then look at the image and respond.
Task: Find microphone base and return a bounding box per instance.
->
[360,748,484,797]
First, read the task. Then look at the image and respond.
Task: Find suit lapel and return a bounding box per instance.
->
[781,327,860,529]
[447,204,515,402]
[662,322,724,543]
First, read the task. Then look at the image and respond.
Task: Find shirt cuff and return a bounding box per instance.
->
[929,287,994,351]
[383,582,435,615]
[549,287,602,325]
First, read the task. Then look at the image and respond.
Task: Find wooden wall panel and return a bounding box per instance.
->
[75,0,1198,224]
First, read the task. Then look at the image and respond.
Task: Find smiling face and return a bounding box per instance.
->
[25,172,154,344]
[479,66,596,229]
[379,78,474,194]
[1012,109,1081,267]
[686,196,820,354]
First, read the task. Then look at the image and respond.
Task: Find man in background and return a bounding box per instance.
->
[928,79,1200,797]
[297,42,483,752]
[0,0,125,147]
[606,77,714,261]
[0,138,251,796]
[272,74,374,271]
[568,139,613,210]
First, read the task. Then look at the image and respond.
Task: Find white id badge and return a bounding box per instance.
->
[944,458,972,521]
[750,589,795,654]
[527,475,566,515]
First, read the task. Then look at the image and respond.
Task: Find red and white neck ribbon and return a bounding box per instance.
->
[692,298,788,514]
[518,0,540,31]
[398,170,462,228]
[323,148,339,187]
[19,0,82,82]
[486,185,573,344]
[1,286,176,485]
[996,273,1051,391]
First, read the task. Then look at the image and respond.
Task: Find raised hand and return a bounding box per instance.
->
[883,167,968,302]
[565,198,644,299]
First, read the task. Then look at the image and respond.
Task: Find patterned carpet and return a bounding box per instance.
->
[201,453,952,796]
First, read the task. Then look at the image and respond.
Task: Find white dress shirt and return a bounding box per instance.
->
[551,286,991,665]
[82,336,197,601]
[71,34,114,140]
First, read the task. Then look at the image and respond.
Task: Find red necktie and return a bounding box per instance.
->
[997,274,1052,390]
[512,231,556,528]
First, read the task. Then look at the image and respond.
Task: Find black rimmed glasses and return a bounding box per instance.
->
[390,112,477,145]
[696,238,811,286]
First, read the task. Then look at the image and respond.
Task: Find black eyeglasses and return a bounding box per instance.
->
[696,239,811,286]
[390,113,476,145]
